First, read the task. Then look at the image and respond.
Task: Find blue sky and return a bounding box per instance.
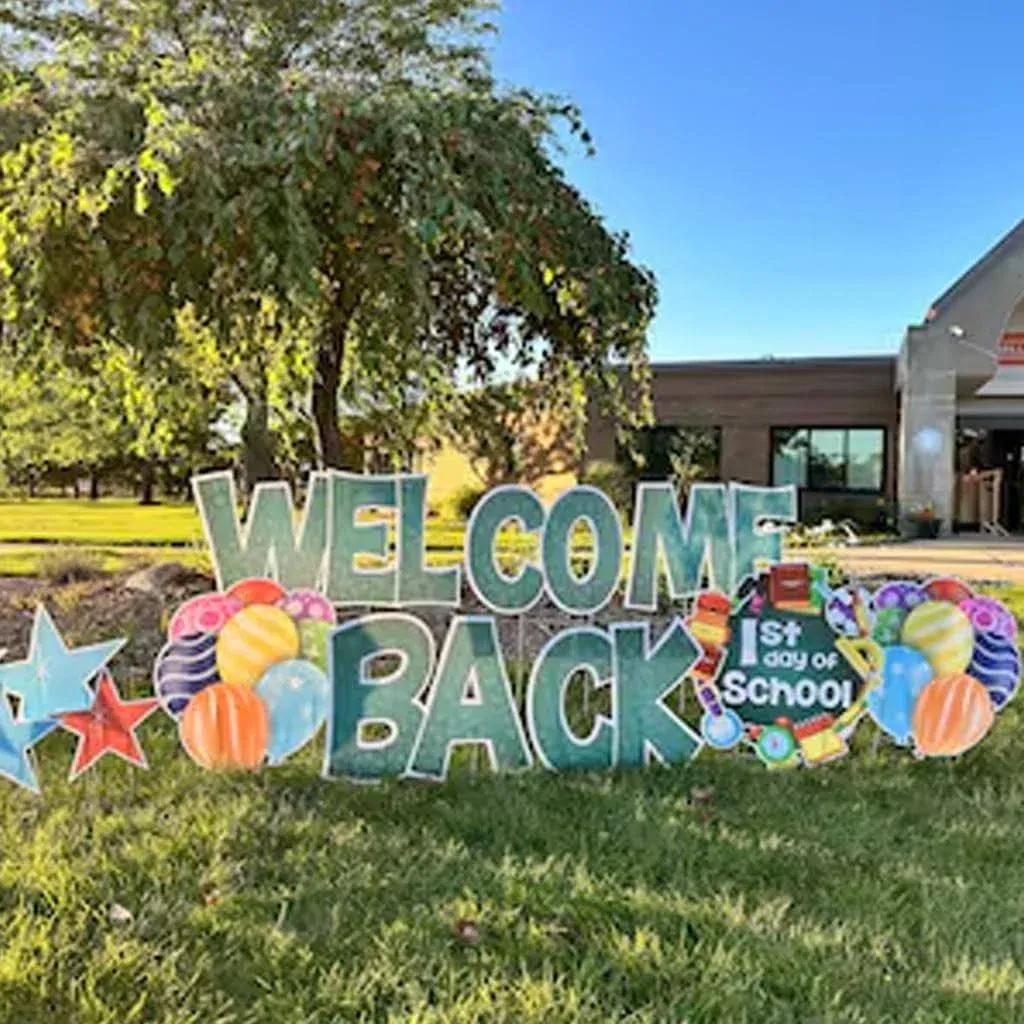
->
[493,1,1024,362]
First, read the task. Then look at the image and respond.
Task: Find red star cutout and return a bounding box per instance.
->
[58,671,159,781]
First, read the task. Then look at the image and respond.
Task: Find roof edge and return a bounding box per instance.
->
[923,217,1024,323]
[650,354,897,372]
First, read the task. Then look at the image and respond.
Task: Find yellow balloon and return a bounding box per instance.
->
[216,604,300,687]
[900,600,972,676]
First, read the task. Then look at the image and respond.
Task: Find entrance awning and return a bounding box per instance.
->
[974,366,1024,398]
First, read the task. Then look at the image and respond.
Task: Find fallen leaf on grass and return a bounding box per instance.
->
[454,919,480,946]
[689,786,716,824]
[109,903,134,926]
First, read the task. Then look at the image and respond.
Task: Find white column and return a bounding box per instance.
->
[898,327,956,533]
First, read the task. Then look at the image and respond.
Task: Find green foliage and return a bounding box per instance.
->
[36,546,106,583]
[0,0,656,485]
[624,425,719,493]
[453,481,486,520]
[800,493,899,535]
[580,458,632,514]
[0,333,232,495]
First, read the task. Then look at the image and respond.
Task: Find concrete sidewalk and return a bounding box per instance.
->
[799,536,1024,584]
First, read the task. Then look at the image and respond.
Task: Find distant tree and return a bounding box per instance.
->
[667,427,720,497]
[0,334,229,500]
[0,0,656,486]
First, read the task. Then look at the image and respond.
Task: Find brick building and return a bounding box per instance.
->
[587,218,1024,533]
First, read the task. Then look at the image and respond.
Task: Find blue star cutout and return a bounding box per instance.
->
[0,606,125,722]
[0,694,56,793]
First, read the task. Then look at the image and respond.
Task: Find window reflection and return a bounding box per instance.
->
[771,427,884,492]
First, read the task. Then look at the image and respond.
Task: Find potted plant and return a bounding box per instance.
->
[904,502,940,540]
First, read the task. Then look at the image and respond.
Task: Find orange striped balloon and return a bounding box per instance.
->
[216,604,300,687]
[180,682,268,770]
[912,673,995,757]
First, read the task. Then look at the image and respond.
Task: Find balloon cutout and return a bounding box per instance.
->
[154,631,218,717]
[180,682,269,771]
[297,619,330,673]
[277,589,336,624]
[866,645,933,745]
[160,576,329,777]
[872,581,926,646]
[901,601,973,676]
[255,659,329,765]
[226,577,287,607]
[825,586,874,638]
[960,597,1017,640]
[216,604,300,687]
[874,581,927,612]
[168,593,242,641]
[925,577,974,606]
[912,673,995,757]
[968,631,1020,709]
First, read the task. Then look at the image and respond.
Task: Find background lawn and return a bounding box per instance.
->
[0,577,1022,1021]
[0,499,205,545]
[0,498,544,577]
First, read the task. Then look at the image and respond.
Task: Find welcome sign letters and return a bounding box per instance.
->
[0,471,1018,792]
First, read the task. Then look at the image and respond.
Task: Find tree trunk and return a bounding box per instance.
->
[89,470,100,500]
[312,338,345,468]
[242,391,277,490]
[312,289,361,470]
[139,461,157,505]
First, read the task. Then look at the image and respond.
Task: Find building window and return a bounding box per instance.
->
[772,428,809,488]
[771,428,885,492]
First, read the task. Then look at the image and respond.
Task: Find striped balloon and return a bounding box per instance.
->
[901,601,973,675]
[968,631,1021,710]
[912,673,994,757]
[180,682,269,770]
[216,604,300,687]
[153,631,218,718]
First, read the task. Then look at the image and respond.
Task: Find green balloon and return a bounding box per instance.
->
[298,619,331,672]
[872,607,904,647]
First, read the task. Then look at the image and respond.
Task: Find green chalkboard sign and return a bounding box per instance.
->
[719,609,863,728]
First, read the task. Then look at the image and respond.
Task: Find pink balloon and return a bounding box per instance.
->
[277,589,336,624]
[168,593,243,640]
[960,596,1017,640]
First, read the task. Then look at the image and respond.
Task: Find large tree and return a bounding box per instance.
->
[1,0,656,486]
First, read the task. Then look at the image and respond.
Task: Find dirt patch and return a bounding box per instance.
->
[0,569,215,688]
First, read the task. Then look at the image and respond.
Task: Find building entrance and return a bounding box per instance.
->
[956,425,1024,533]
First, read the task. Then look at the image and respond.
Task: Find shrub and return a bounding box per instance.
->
[579,459,633,515]
[799,493,897,534]
[453,483,487,521]
[38,548,107,584]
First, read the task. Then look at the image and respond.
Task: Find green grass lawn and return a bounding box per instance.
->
[4,700,1024,1022]
[0,498,532,576]
[0,498,205,545]
[2,582,1024,1021]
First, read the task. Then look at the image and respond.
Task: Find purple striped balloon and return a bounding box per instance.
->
[153,631,219,718]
